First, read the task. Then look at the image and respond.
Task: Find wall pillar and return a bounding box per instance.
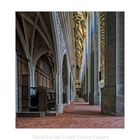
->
[55,73,59,108]
[89,12,94,105]
[70,74,72,102]
[89,12,100,105]
[56,73,64,113]
[101,12,124,116]
[94,12,100,105]
[87,13,91,104]
[116,12,124,115]
[29,62,36,96]
[67,73,71,105]
[71,77,76,102]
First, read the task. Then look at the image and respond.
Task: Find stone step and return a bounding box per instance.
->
[16,111,57,117]
[16,112,45,117]
[46,111,57,116]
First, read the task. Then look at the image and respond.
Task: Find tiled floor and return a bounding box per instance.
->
[16,98,124,128]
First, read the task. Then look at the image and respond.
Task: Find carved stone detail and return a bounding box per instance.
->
[54,13,65,52]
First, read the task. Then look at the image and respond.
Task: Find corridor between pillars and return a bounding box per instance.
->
[16,98,124,128]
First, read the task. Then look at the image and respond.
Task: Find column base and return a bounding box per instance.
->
[67,100,71,105]
[116,95,124,116]
[89,92,94,105]
[94,95,99,105]
[101,87,124,116]
[89,92,99,105]
[56,104,64,113]
[101,95,116,115]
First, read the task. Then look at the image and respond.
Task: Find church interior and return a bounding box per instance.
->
[16,12,124,128]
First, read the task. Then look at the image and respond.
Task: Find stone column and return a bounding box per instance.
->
[56,73,64,113]
[101,12,124,116]
[85,46,89,102]
[70,74,72,102]
[29,62,36,96]
[94,12,100,105]
[72,77,76,101]
[55,72,59,107]
[89,12,100,105]
[87,13,91,103]
[88,12,94,104]
[67,72,71,105]
[116,12,124,115]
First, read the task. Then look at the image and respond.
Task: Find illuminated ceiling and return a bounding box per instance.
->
[73,12,87,68]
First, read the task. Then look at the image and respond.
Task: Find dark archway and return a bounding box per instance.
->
[29,54,56,113]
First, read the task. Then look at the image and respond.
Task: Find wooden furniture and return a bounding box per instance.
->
[46,90,55,112]
[29,87,56,115]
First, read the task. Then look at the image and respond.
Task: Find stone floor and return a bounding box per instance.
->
[16,98,124,128]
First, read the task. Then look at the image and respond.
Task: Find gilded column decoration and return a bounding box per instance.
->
[73,12,87,69]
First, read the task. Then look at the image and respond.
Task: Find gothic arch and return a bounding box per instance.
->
[49,12,61,74]
[16,12,59,114]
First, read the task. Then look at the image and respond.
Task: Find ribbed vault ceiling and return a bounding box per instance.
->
[16,12,55,67]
